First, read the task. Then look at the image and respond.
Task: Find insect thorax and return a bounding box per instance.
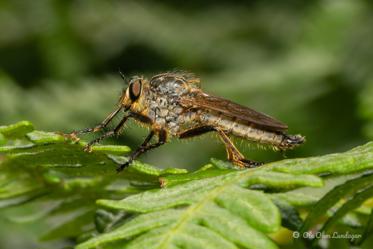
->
[142,74,201,136]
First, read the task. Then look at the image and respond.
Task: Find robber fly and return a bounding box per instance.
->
[67,72,305,172]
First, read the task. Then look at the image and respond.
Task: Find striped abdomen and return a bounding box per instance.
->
[200,112,304,150]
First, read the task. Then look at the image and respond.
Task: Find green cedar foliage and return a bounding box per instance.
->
[0,121,372,249]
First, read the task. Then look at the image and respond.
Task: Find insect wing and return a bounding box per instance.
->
[150,72,201,89]
[180,92,288,132]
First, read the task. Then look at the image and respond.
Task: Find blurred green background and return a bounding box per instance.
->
[0,0,373,248]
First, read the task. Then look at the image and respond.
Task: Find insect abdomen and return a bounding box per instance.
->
[200,112,304,150]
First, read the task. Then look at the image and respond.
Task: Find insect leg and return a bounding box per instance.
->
[216,128,263,168]
[178,126,216,139]
[67,106,122,141]
[83,114,131,152]
[129,112,153,124]
[117,129,167,172]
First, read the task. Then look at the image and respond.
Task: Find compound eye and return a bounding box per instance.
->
[129,80,142,101]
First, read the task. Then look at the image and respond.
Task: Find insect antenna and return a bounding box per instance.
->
[118,68,128,85]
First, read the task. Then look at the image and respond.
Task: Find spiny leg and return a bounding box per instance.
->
[67,106,122,141]
[179,126,262,168]
[178,126,216,139]
[116,111,157,172]
[216,128,262,168]
[117,129,167,172]
[83,114,131,152]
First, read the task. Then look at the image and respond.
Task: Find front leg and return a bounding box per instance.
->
[67,106,122,141]
[83,114,131,152]
[117,129,167,172]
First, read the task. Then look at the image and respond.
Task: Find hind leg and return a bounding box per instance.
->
[216,129,263,168]
[178,126,262,168]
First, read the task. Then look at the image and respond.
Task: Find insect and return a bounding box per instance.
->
[67,72,305,172]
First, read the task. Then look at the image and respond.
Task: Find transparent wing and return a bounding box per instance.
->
[150,72,201,88]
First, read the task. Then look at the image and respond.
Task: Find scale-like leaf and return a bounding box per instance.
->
[77,210,183,249]
[300,172,373,233]
[0,122,188,242]
[41,209,95,241]
[321,185,373,233]
[88,142,373,249]
[272,142,373,175]
[1,122,373,248]
[0,121,34,138]
[95,169,318,249]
